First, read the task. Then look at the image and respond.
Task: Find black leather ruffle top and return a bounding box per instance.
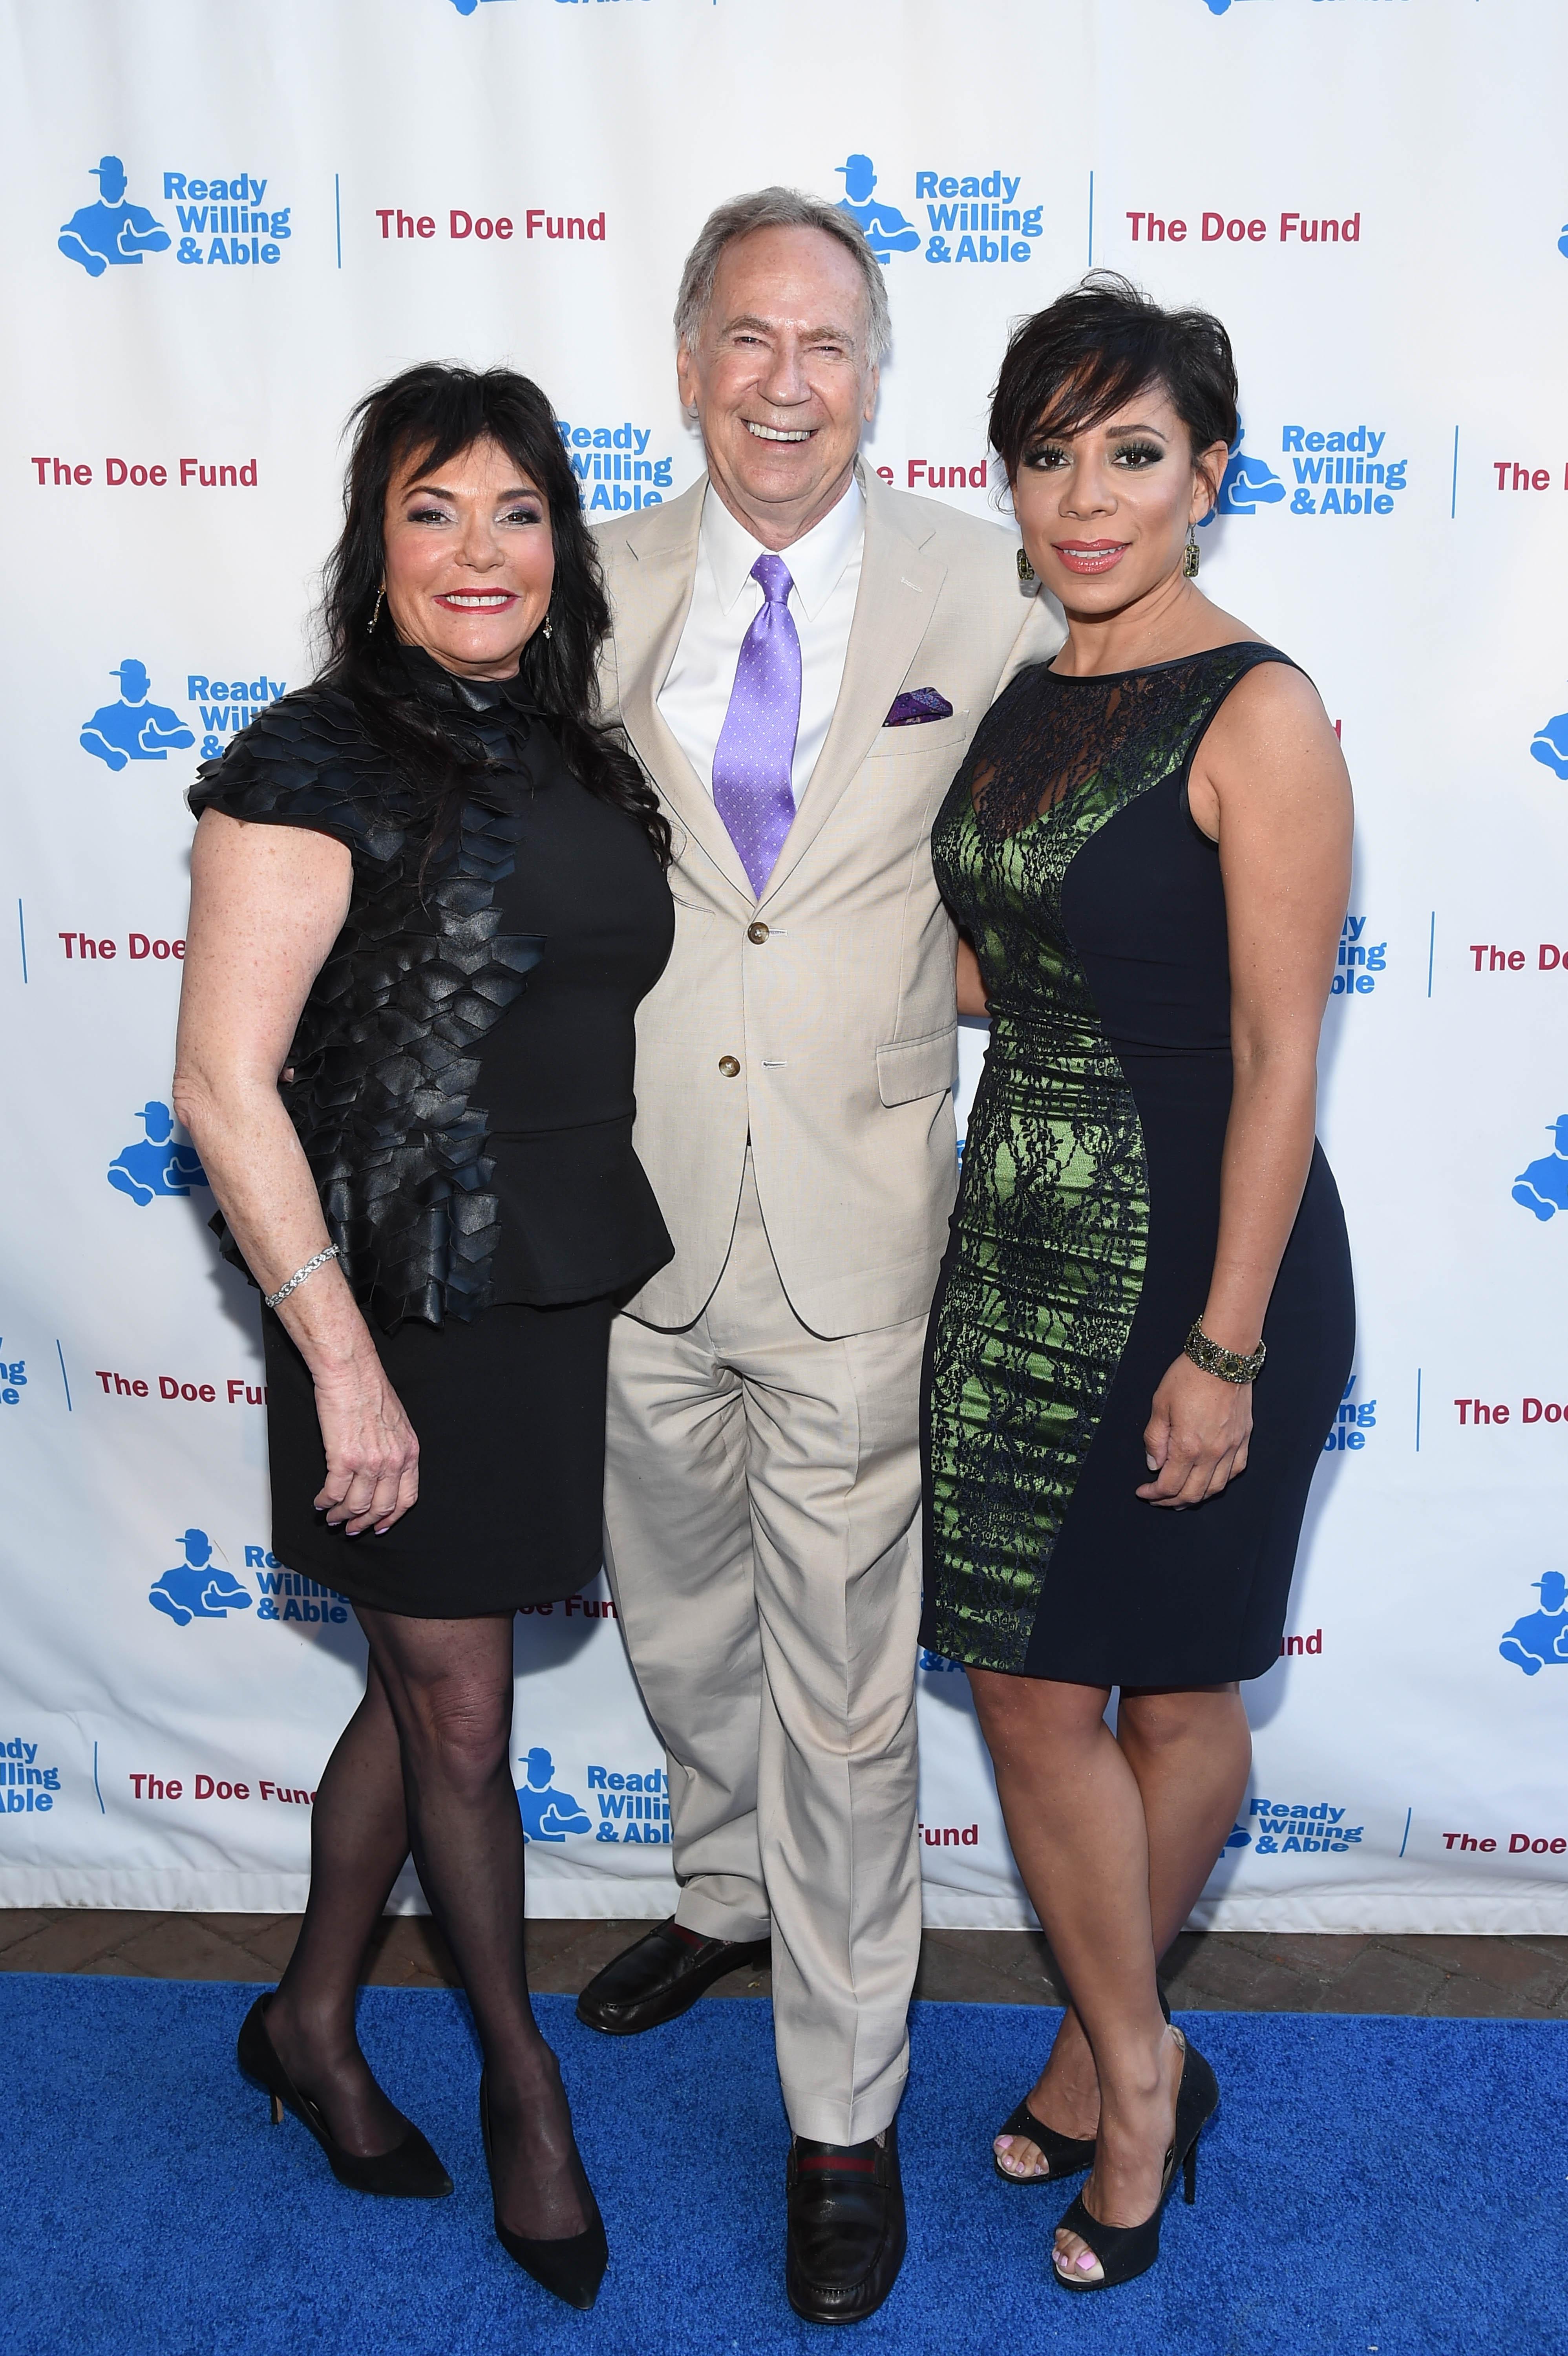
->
[188,644,674,1332]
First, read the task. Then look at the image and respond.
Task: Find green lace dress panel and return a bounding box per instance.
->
[924,648,1266,1673]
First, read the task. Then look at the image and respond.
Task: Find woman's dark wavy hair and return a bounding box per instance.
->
[990,271,1239,490]
[319,362,669,865]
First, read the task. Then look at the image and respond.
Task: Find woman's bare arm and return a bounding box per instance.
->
[1138,662,1351,1507]
[172,811,420,1536]
[956,935,990,1017]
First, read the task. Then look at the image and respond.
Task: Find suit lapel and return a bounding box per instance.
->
[612,479,755,903]
[758,470,943,907]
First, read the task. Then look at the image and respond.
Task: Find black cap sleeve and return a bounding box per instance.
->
[186,686,409,866]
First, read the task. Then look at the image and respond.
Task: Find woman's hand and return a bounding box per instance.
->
[312,1358,420,1537]
[1137,1356,1252,1508]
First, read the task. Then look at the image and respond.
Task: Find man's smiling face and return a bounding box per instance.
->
[678,224,879,551]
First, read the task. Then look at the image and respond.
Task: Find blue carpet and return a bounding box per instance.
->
[1,1979,1564,2356]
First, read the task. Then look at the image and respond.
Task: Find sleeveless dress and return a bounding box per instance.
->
[919,644,1354,1687]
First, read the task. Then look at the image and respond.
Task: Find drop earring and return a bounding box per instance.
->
[541,615,553,640]
[1016,546,1037,584]
[369,579,385,632]
[1182,523,1201,580]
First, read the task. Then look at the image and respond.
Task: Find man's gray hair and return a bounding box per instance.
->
[674,187,891,366]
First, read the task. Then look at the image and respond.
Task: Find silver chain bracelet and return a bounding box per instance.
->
[263,1244,340,1312]
[1183,1319,1266,1385]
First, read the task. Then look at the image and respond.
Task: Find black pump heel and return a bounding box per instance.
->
[237,1994,452,2198]
[994,1987,1170,2186]
[479,2071,609,2312]
[1050,2027,1218,2294]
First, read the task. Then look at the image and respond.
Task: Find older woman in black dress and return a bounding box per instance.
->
[174,365,673,2312]
[921,277,1354,2291]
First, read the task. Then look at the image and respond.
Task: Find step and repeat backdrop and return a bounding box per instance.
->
[1,0,1564,1931]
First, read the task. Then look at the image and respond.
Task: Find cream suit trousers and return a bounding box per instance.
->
[601,1156,925,2145]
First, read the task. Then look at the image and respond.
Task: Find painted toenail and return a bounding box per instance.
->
[1076,2252,1096,2272]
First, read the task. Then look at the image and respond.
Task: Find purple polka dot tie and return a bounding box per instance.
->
[711,552,801,896]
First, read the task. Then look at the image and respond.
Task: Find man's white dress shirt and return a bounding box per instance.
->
[656,476,865,809]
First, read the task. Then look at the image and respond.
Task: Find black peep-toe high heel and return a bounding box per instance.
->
[237,1993,452,2198]
[479,2071,609,2312]
[1050,2027,1218,2294]
[993,2098,1095,2186]
[993,1987,1170,2186]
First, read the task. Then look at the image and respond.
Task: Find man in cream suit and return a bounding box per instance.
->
[577,188,1060,2323]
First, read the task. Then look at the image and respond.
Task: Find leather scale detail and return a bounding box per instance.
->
[189,672,546,1333]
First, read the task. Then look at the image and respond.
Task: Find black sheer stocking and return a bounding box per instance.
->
[264,1655,413,2156]
[355,1604,590,2242]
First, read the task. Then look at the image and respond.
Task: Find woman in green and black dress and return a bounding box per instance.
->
[921,275,1353,2292]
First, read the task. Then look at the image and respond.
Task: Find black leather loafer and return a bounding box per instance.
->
[786,2121,906,2326]
[574,1918,771,2036]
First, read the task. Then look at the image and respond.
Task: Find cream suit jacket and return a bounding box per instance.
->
[595,465,1063,1338]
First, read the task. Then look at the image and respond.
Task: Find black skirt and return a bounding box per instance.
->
[262,1298,614,1617]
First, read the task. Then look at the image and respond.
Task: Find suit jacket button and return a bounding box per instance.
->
[747,922,769,945]
[718,1055,741,1077]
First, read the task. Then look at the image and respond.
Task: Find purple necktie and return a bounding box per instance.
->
[711,552,801,896]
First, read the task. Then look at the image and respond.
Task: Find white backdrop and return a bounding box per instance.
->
[2,0,1566,1933]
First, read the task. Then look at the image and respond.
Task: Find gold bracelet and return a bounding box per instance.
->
[1183,1320,1265,1385]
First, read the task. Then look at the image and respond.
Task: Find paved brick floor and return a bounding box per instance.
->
[3,1910,1567,2018]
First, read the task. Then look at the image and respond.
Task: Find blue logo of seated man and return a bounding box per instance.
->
[107,1102,209,1206]
[1530,710,1568,779]
[1513,1115,1568,1223]
[516,1747,590,1843]
[81,661,196,772]
[150,1529,252,1626]
[1500,1571,1568,1675]
[1202,425,1286,520]
[834,155,920,265]
[59,157,171,277]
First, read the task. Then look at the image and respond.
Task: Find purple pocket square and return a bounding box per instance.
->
[884,688,954,728]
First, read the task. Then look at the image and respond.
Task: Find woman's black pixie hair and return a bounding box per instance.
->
[989,271,1239,480]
